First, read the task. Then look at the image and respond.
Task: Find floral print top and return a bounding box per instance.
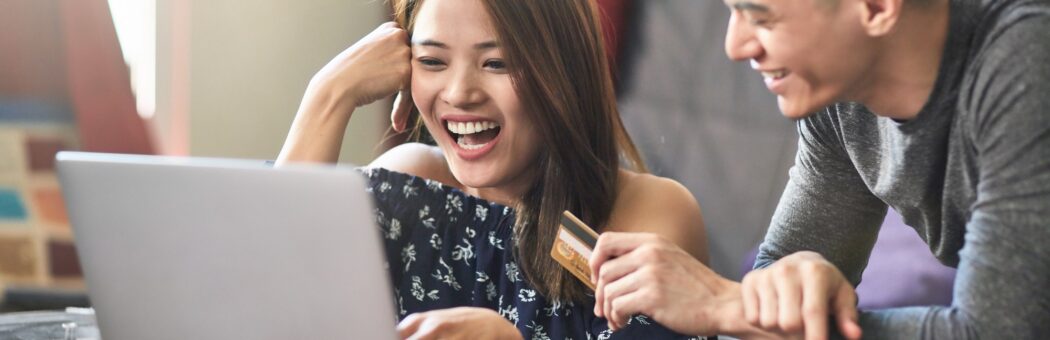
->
[362,167,704,340]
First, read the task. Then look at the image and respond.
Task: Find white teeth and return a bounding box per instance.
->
[448,120,501,150]
[457,136,485,150]
[446,120,500,135]
[761,70,787,79]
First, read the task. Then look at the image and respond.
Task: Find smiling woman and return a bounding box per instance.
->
[395,0,654,304]
[276,0,709,339]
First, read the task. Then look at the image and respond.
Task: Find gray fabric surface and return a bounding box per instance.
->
[755,0,1050,337]
[617,1,796,279]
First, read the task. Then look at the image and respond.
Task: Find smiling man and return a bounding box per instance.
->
[590,0,1050,338]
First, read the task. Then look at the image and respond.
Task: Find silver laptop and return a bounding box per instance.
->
[56,152,396,340]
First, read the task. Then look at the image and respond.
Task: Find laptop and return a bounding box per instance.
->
[56,152,396,340]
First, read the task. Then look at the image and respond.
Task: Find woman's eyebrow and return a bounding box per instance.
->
[412,39,499,50]
[413,39,449,49]
[474,41,498,50]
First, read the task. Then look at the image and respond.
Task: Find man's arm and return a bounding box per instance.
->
[742,107,887,339]
[858,14,1050,338]
[754,107,887,285]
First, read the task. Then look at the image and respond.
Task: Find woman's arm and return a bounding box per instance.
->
[276,22,413,166]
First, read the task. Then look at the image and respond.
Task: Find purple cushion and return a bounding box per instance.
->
[853,211,955,309]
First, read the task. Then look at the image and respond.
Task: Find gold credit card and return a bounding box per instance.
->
[551,210,599,290]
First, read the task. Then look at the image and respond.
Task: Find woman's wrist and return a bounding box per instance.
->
[304,75,360,119]
[701,280,767,338]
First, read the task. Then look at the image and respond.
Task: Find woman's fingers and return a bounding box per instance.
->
[602,266,647,330]
[396,313,426,339]
[607,288,649,331]
[592,233,654,318]
[590,232,656,283]
[597,256,639,321]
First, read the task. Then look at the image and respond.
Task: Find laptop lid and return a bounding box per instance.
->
[56,152,395,340]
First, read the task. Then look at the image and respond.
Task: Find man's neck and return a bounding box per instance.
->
[854,0,951,121]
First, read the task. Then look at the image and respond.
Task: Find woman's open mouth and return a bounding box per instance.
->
[444,119,502,159]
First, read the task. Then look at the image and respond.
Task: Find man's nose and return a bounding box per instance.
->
[724,12,764,61]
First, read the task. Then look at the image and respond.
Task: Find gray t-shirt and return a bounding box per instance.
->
[754,0,1050,338]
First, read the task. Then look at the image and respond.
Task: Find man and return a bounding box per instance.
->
[590,0,1050,338]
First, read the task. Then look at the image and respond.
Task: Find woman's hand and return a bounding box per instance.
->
[307,21,411,112]
[740,251,862,340]
[277,22,412,164]
[589,232,742,336]
[396,307,523,340]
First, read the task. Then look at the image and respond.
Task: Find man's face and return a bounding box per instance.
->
[723,0,876,119]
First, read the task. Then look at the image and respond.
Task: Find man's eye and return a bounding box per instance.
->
[742,12,772,26]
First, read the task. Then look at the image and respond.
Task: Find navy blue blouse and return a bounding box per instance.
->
[362,167,703,340]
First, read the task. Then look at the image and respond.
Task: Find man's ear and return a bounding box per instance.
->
[856,0,903,36]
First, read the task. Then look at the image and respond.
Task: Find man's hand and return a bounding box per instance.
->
[396,307,522,340]
[589,232,739,336]
[741,251,862,340]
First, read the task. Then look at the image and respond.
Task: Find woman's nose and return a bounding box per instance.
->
[440,68,485,109]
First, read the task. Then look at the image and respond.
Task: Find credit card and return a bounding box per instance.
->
[550,210,599,290]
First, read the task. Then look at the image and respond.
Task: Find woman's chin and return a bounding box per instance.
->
[449,167,498,189]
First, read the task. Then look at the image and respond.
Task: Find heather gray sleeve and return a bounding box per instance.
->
[757,14,1050,339]
[754,109,887,285]
[858,15,1050,339]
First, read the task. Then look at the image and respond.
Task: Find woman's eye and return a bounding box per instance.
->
[483,59,507,71]
[418,58,446,68]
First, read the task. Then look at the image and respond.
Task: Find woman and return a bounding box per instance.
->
[277,0,709,338]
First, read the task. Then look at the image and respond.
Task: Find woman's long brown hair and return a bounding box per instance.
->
[394,0,646,304]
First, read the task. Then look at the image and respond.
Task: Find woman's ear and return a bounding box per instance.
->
[391,90,415,133]
[856,0,904,37]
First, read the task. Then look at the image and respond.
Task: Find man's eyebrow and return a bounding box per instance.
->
[728,1,770,12]
[412,39,500,50]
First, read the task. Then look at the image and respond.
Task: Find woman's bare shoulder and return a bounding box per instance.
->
[608,169,709,263]
[368,143,461,187]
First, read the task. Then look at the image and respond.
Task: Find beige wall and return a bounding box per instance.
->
[156,0,388,164]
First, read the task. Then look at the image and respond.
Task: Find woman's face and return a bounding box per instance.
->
[410,0,542,199]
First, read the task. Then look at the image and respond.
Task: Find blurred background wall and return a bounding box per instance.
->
[156,0,387,163]
[0,0,389,307]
